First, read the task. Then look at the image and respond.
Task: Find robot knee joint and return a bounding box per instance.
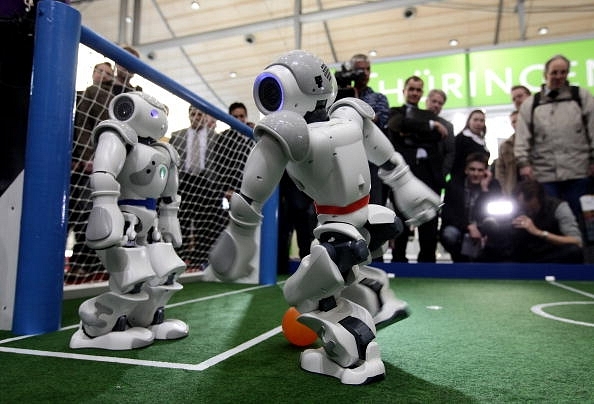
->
[320,238,368,276]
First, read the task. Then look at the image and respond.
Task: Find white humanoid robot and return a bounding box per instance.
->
[209,50,441,384]
[70,92,189,350]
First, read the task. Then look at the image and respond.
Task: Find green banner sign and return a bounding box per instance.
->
[368,37,594,109]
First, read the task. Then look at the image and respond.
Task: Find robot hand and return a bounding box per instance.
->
[85,172,126,249]
[379,155,442,227]
[123,212,138,243]
[158,196,183,247]
[209,193,262,281]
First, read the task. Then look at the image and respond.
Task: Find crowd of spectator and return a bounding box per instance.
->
[67,50,593,278]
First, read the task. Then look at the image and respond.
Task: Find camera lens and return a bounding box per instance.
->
[258,77,282,112]
[113,96,135,121]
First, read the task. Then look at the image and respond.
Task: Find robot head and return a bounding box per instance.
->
[109,92,168,140]
[253,50,337,117]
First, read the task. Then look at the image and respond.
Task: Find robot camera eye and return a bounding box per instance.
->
[257,76,282,112]
[113,96,135,121]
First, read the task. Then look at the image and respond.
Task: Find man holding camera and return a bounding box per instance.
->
[509,179,583,263]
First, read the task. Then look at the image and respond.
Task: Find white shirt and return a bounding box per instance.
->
[185,127,208,174]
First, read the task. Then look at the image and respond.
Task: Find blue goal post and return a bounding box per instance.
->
[12,0,278,336]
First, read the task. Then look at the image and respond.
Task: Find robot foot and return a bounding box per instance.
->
[300,341,385,385]
[69,325,154,350]
[148,319,189,340]
[374,298,410,330]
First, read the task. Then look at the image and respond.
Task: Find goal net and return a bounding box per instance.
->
[65,30,267,285]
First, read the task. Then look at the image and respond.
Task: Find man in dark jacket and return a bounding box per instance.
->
[509,179,583,263]
[386,76,448,262]
[440,152,504,262]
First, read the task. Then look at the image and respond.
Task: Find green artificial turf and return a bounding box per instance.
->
[1,278,593,403]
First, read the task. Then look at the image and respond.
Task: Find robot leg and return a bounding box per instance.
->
[283,244,346,313]
[283,244,385,384]
[70,245,156,350]
[341,265,409,329]
[128,242,188,340]
[299,298,385,385]
[70,291,153,350]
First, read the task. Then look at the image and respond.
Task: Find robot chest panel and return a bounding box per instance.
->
[289,122,370,203]
[118,144,169,197]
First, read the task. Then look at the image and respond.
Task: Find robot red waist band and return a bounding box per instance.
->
[118,198,157,210]
[314,195,370,215]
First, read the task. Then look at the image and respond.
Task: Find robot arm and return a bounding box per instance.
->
[210,112,300,281]
[378,152,442,227]
[153,142,183,247]
[328,98,397,166]
[85,130,129,250]
[209,192,263,281]
[85,116,139,250]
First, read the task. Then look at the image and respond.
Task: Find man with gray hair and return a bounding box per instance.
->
[515,54,594,224]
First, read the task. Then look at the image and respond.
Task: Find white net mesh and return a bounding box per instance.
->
[65,53,255,285]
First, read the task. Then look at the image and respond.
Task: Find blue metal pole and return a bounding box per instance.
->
[259,187,279,285]
[13,0,81,335]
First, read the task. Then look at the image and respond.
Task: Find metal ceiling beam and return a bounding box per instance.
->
[135,0,440,52]
[516,0,527,40]
[117,0,128,45]
[294,0,302,50]
[494,0,503,44]
[317,0,338,63]
[132,0,142,46]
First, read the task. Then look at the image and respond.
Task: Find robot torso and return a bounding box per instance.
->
[286,115,371,208]
[118,141,171,200]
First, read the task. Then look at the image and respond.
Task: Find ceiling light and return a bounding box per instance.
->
[538,26,549,35]
[229,72,237,78]
[125,16,132,23]
[449,39,459,47]
[191,0,200,10]
[369,50,377,57]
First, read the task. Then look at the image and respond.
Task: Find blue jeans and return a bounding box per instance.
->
[541,177,591,220]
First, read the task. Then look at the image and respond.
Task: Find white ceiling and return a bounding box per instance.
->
[71,0,594,125]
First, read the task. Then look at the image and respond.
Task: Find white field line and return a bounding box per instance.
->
[0,326,283,370]
[548,280,594,299]
[0,282,285,371]
[530,280,594,327]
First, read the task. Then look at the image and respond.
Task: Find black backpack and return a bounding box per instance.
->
[529,85,585,135]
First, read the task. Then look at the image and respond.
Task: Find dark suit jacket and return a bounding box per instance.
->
[437,116,455,178]
[74,83,114,163]
[387,105,446,191]
[169,127,216,175]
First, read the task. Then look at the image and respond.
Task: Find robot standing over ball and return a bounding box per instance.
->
[209,50,441,384]
[70,92,189,350]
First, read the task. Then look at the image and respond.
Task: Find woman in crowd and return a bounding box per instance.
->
[450,109,490,182]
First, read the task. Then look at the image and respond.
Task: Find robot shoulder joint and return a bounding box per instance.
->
[328,98,375,120]
[153,141,181,167]
[253,111,309,162]
[93,119,138,147]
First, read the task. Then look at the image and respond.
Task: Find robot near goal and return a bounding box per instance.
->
[70,91,189,350]
[209,50,441,384]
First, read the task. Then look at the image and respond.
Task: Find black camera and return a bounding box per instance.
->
[479,199,516,236]
[334,63,366,89]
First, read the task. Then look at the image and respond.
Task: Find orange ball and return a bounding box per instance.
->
[281,307,318,347]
